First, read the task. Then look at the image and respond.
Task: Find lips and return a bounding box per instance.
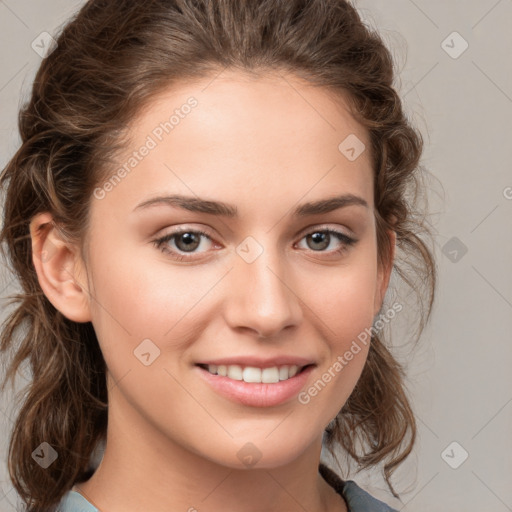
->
[194,355,317,407]
[196,363,315,407]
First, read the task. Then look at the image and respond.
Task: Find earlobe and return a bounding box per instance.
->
[29,212,92,323]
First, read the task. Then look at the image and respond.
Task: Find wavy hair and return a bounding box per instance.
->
[0,0,436,510]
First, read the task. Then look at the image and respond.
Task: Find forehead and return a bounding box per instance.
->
[95,69,374,217]
[131,69,369,152]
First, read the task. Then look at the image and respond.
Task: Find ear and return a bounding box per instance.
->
[29,212,92,323]
[373,227,396,317]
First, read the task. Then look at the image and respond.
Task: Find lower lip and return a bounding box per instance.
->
[196,365,315,407]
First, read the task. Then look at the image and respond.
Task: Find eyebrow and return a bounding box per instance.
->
[132,193,369,217]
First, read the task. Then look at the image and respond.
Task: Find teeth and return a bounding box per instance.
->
[227,365,243,380]
[289,365,299,378]
[205,364,305,383]
[261,367,279,383]
[243,366,261,383]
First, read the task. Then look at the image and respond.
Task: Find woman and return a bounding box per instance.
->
[0,1,436,511]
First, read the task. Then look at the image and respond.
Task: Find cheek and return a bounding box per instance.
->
[88,242,219,340]
[85,245,233,407]
[295,259,377,414]
[302,256,378,344]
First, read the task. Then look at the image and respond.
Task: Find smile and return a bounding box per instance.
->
[197,363,308,383]
[196,363,315,407]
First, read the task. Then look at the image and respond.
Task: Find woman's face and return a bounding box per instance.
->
[74,70,393,469]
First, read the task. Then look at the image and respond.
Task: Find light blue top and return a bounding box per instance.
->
[57,464,398,512]
[57,490,99,512]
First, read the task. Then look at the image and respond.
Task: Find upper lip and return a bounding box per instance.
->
[196,355,316,368]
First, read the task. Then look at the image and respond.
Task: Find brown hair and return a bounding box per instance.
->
[0,0,436,510]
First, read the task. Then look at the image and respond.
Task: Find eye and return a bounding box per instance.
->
[295,228,357,256]
[152,228,217,261]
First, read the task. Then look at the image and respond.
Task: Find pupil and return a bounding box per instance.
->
[309,232,329,250]
[177,232,200,251]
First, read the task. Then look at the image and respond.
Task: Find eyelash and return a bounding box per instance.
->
[152,227,358,262]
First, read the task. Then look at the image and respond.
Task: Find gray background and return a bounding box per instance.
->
[0,1,511,511]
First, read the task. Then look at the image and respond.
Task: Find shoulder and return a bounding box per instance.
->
[341,480,400,512]
[319,463,399,512]
[56,490,98,512]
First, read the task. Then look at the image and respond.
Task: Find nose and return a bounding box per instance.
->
[223,243,303,339]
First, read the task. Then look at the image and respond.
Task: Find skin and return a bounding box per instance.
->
[30,69,395,512]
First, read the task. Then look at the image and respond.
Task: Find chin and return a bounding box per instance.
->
[205,433,318,471]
